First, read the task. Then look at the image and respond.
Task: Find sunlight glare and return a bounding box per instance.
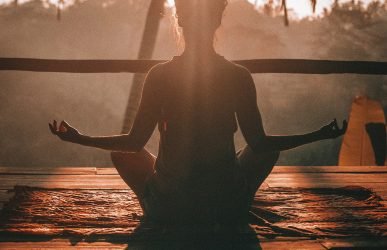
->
[167,0,376,19]
[0,0,379,18]
[251,0,376,18]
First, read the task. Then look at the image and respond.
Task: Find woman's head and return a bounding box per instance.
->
[174,0,228,43]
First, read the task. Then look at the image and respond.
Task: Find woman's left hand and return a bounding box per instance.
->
[319,119,348,139]
[49,120,82,143]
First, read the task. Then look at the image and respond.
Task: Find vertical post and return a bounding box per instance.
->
[121,0,165,133]
[57,0,64,21]
[311,0,317,13]
[281,0,289,26]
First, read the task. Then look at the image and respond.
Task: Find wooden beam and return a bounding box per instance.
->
[1,58,386,75]
[122,0,165,133]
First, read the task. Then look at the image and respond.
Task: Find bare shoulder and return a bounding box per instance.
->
[221,58,253,80]
[143,61,174,91]
[221,60,255,94]
[220,60,256,101]
[146,60,170,79]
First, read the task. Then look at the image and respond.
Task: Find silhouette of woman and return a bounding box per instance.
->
[49,0,347,225]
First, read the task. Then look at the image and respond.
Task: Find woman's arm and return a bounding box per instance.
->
[235,67,347,154]
[49,65,162,152]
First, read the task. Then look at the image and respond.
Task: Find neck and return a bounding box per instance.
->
[182,36,217,58]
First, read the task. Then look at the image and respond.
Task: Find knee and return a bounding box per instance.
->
[239,146,279,168]
[258,151,280,170]
[242,146,279,161]
[267,150,280,163]
[257,151,279,178]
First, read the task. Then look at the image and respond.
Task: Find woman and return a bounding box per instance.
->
[49,0,347,225]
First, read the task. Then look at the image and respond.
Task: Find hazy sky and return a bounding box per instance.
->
[0,0,376,18]
[249,0,375,18]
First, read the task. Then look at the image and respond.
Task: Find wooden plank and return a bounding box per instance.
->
[96,166,387,175]
[0,240,127,249]
[259,240,325,250]
[1,166,386,176]
[0,174,128,189]
[0,174,122,181]
[321,238,387,249]
[1,58,387,75]
[2,173,386,184]
[1,173,386,190]
[0,239,325,250]
[97,167,118,175]
[267,181,387,190]
[266,175,387,186]
[271,166,387,173]
[0,167,96,175]
[0,183,129,190]
[266,173,387,183]
[0,182,129,190]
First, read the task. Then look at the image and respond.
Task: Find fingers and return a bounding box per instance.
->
[49,120,59,134]
[332,119,348,137]
[61,120,70,128]
[48,123,57,135]
[328,119,337,130]
[59,121,68,132]
[341,120,348,134]
[333,119,339,131]
[49,120,68,135]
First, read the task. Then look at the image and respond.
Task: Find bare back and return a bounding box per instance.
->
[143,55,252,202]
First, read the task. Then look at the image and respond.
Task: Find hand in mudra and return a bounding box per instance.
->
[319,119,348,139]
[49,120,81,143]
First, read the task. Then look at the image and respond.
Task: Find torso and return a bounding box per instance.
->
[144,54,249,222]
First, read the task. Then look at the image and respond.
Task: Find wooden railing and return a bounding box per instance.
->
[1,58,386,75]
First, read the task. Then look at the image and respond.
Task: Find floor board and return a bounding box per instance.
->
[0,240,327,249]
[0,167,96,175]
[259,240,325,250]
[95,166,387,175]
[321,238,387,249]
[0,166,385,249]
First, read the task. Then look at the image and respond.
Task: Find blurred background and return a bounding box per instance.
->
[0,0,386,167]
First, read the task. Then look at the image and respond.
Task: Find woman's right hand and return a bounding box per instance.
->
[49,120,82,143]
[319,119,348,140]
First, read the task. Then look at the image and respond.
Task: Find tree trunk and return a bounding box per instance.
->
[121,0,165,133]
[282,0,289,26]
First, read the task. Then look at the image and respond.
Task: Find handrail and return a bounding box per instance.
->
[0,58,386,75]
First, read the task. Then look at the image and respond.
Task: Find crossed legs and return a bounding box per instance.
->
[110,149,156,198]
[237,146,280,201]
[111,146,279,205]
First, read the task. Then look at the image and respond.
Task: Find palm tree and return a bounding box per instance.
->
[281,0,289,26]
[57,0,65,21]
[281,0,318,26]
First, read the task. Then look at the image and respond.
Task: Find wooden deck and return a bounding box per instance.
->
[0,166,386,249]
